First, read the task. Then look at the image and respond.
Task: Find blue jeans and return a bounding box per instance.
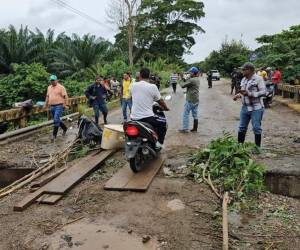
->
[93,102,108,124]
[50,104,64,127]
[121,98,132,120]
[239,106,264,135]
[182,101,199,130]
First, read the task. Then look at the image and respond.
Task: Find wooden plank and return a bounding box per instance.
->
[36,194,63,204]
[104,155,165,192]
[30,168,66,190]
[104,166,134,190]
[45,149,115,194]
[13,188,45,211]
[14,150,115,211]
[126,156,165,191]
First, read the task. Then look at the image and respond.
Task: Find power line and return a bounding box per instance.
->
[50,0,111,29]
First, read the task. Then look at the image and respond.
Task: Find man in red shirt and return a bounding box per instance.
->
[272,68,282,95]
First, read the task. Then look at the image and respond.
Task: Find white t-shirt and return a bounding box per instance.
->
[130,80,161,120]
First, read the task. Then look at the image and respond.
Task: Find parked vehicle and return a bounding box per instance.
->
[123,103,167,173]
[211,70,220,81]
[263,82,275,108]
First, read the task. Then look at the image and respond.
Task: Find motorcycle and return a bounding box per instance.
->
[123,98,170,173]
[263,82,275,108]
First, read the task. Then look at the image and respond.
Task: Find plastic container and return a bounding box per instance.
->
[101,124,125,150]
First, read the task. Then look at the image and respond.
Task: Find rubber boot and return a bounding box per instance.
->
[238,132,246,144]
[103,112,108,125]
[255,134,262,147]
[52,126,59,142]
[190,119,198,132]
[60,122,68,136]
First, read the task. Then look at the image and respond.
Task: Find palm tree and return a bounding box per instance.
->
[50,34,113,78]
[0,25,36,73]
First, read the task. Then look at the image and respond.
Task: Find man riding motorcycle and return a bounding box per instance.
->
[130,68,170,149]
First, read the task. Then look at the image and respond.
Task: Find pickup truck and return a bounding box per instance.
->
[211,70,220,81]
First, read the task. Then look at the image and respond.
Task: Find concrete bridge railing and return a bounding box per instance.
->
[0,96,87,128]
[278,84,300,103]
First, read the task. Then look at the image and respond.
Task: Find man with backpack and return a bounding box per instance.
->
[85,76,110,125]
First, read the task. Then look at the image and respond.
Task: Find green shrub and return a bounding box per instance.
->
[190,133,265,203]
[0,63,49,107]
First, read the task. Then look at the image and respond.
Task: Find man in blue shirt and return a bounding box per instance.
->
[85,76,110,125]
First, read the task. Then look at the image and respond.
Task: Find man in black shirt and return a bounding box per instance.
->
[85,76,110,125]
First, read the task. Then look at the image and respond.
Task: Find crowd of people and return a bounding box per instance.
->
[45,62,284,148]
[231,66,282,96]
[44,71,163,142]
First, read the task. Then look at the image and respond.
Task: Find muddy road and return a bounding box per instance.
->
[0,78,299,250]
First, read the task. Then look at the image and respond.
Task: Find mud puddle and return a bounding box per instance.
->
[39,219,160,250]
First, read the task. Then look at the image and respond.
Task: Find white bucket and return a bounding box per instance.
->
[101,124,125,150]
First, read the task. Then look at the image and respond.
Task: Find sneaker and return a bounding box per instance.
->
[50,136,56,143]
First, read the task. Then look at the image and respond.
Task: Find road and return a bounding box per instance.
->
[2,76,299,170]
[0,77,299,250]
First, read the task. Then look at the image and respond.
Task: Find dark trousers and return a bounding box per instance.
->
[171,82,177,93]
[208,79,212,88]
[138,116,167,144]
[93,102,108,124]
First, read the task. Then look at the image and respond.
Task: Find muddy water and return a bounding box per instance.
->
[0,168,34,188]
[45,219,159,250]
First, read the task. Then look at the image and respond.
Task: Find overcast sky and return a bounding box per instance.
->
[0,0,299,63]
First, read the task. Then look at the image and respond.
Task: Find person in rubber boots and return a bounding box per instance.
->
[178,67,200,133]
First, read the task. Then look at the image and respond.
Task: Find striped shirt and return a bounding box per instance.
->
[170,74,178,83]
[241,74,266,111]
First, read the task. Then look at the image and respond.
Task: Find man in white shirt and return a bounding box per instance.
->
[131,68,169,147]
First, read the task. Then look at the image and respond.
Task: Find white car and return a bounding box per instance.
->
[211,70,220,81]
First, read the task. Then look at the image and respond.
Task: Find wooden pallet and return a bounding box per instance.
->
[104,155,165,192]
[14,149,115,211]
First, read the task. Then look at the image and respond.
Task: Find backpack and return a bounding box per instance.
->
[78,115,103,144]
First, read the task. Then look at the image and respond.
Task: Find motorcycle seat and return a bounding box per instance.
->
[129,120,154,130]
[138,122,155,130]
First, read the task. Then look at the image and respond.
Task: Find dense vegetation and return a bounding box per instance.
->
[0,0,205,108]
[198,25,300,83]
[255,25,300,83]
[197,39,250,76]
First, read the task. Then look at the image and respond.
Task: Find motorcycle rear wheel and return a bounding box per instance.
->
[129,152,143,173]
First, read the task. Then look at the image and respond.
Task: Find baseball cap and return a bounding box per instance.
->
[50,75,57,81]
[188,66,199,75]
[241,62,255,71]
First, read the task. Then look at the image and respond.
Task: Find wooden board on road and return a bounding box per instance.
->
[36,194,63,204]
[44,149,115,194]
[14,149,115,211]
[104,155,165,192]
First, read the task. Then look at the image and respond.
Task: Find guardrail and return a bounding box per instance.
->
[278,84,300,103]
[0,96,87,128]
